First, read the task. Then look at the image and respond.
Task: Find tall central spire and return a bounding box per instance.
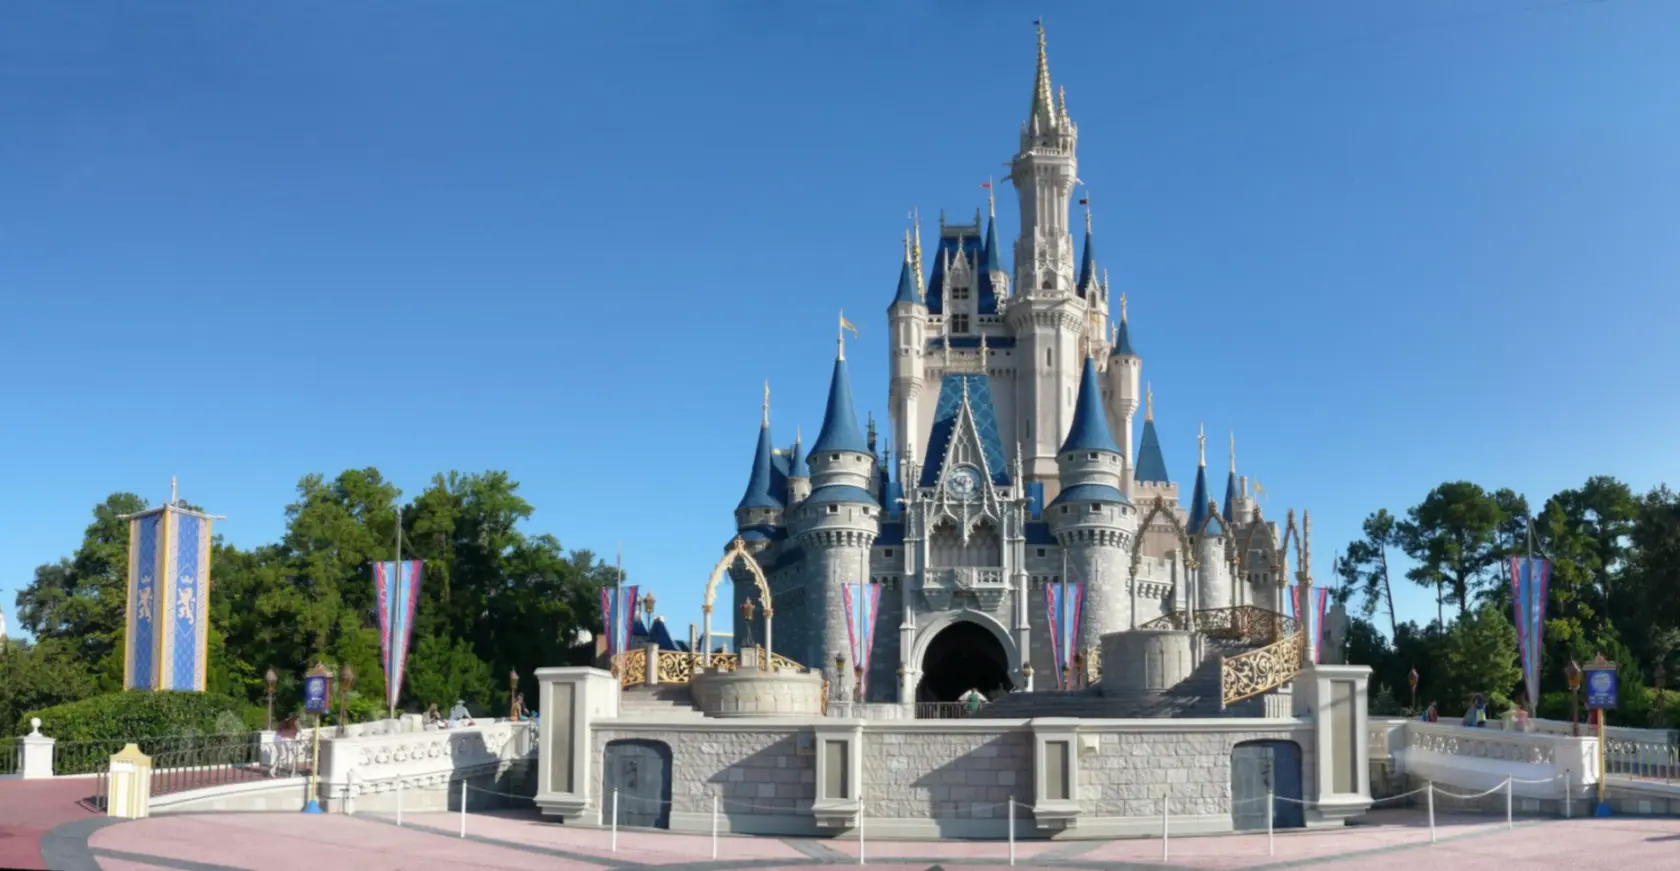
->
[1030,20,1055,133]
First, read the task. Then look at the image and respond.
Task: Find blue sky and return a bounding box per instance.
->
[2,0,1676,645]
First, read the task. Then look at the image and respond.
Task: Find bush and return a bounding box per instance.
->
[20,691,252,745]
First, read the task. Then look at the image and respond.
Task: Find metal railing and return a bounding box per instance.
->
[1604,738,1680,783]
[915,702,981,720]
[52,732,265,811]
[0,738,17,777]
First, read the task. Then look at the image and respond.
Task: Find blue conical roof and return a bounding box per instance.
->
[982,216,1002,275]
[1134,419,1169,484]
[1223,469,1239,524]
[890,257,918,307]
[1113,316,1136,356]
[1187,462,1211,533]
[737,422,782,510]
[1078,227,1097,295]
[1058,357,1120,454]
[810,357,869,455]
[789,435,810,478]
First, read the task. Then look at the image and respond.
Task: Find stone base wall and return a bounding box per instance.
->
[1399,774,1680,818]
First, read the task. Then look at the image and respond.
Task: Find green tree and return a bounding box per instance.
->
[0,639,98,736]
[1399,482,1506,623]
[1439,604,1521,716]
[406,633,493,713]
[1337,509,1401,638]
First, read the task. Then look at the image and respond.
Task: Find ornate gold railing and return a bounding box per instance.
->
[612,648,807,688]
[1220,631,1304,706]
[1139,606,1298,643]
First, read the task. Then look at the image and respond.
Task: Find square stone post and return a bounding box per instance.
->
[19,718,54,780]
[535,667,618,824]
[1293,664,1374,826]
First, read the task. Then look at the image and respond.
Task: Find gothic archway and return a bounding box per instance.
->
[914,618,1013,704]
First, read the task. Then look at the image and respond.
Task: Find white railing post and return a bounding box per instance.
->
[1161,788,1170,861]
[1505,776,1513,829]
[712,793,719,859]
[459,780,467,838]
[1427,782,1436,843]
[858,800,866,866]
[611,788,619,852]
[1267,788,1275,856]
[1008,797,1016,866]
[396,779,403,827]
[1565,772,1573,819]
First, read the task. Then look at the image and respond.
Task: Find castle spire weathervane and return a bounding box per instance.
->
[762,381,771,427]
[1145,383,1154,422]
[1198,423,1207,467]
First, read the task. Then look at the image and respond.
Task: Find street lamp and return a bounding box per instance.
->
[1566,660,1583,737]
[509,669,520,721]
[1408,667,1419,714]
[264,668,278,732]
[337,663,355,737]
[642,591,656,619]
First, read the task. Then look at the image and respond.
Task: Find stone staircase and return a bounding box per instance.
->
[616,684,711,722]
[976,636,1292,720]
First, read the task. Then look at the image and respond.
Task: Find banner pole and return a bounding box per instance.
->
[1427,782,1436,843]
[396,779,403,827]
[712,793,719,859]
[390,506,402,722]
[459,780,467,838]
[1267,788,1274,856]
[1008,797,1015,865]
[1161,787,1169,861]
[1506,776,1513,829]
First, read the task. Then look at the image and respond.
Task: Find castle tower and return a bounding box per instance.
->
[1105,292,1140,486]
[123,480,218,692]
[793,338,880,674]
[1006,23,1088,496]
[788,427,812,505]
[734,383,785,548]
[1187,427,1231,612]
[887,232,928,468]
[1047,355,1138,658]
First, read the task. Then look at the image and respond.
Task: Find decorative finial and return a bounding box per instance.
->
[903,229,911,263]
[1103,269,1111,296]
[974,206,982,228]
[795,424,802,446]
[1083,193,1092,236]
[1229,432,1236,474]
[1032,19,1053,123]
[987,177,996,217]
[911,209,925,300]
[838,310,857,361]
[1198,423,1206,467]
[170,476,179,507]
[1119,291,1127,323]
[979,332,990,370]
[762,381,771,427]
[1145,383,1154,422]
[1058,85,1069,120]
[942,316,952,368]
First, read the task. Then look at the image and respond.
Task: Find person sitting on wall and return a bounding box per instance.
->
[1510,702,1531,732]
[513,693,531,721]
[423,703,444,730]
[448,699,475,728]
[1420,702,1439,723]
[1462,694,1488,728]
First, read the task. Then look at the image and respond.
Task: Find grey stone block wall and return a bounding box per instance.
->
[863,730,1033,821]
[593,727,814,816]
[1079,728,1315,818]
[862,589,903,703]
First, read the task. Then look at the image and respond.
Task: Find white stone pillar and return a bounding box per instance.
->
[19,718,53,780]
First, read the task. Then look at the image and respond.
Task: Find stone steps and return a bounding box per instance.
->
[618,685,710,721]
[977,638,1290,719]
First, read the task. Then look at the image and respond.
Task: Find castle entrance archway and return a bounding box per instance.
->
[916,620,1012,703]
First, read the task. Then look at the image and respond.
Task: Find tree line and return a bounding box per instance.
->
[2,469,616,732]
[1330,476,1680,727]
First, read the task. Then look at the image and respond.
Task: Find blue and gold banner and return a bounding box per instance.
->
[125,503,214,692]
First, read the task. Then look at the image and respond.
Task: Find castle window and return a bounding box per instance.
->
[951,284,969,301]
[1088,453,1098,460]
[828,505,839,514]
[831,454,840,462]
[1060,506,1069,515]
[1036,548,1047,557]
[884,549,894,558]
[952,314,970,333]
[1045,349,1052,368]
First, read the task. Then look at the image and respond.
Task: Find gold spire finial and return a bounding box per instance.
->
[1229,432,1236,474]
[1058,85,1069,121]
[1031,19,1053,126]
[1198,422,1207,467]
[1145,383,1154,422]
[911,209,925,299]
[762,381,771,427]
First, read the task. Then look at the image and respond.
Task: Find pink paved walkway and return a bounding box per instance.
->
[0,777,102,870]
[74,808,1680,870]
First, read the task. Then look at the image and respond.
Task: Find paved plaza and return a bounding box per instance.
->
[6,807,1674,871]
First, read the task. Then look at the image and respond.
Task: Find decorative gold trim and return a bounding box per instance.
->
[1221,631,1304,706]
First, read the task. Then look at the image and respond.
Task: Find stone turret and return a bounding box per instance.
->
[1047,356,1138,653]
[734,384,784,547]
[1186,427,1231,611]
[793,349,879,673]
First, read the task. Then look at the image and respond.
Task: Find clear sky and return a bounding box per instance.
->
[2,0,1676,645]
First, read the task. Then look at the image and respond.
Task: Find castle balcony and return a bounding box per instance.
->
[918,566,1008,612]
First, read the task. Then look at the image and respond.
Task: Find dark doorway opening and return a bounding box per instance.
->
[603,739,672,829]
[918,621,1012,702]
[1230,739,1305,831]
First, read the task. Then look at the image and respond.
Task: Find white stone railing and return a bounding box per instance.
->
[1393,720,1597,797]
[318,720,536,809]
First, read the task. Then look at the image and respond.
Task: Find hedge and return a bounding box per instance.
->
[20,690,251,746]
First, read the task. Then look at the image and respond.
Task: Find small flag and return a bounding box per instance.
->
[840,312,859,338]
[980,181,992,190]
[1253,480,1266,496]
[374,560,423,713]
[1078,198,1088,205]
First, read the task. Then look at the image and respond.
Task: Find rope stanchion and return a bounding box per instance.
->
[458,780,467,839]
[1266,787,1274,856]
[1007,797,1015,866]
[611,788,619,853]
[1161,787,1170,861]
[1427,782,1436,843]
[1565,771,1572,819]
[396,779,403,827]
[1505,776,1513,829]
[857,800,866,866]
[711,794,719,859]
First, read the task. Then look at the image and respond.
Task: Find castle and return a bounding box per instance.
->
[726,26,1283,704]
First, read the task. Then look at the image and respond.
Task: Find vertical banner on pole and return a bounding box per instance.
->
[374,560,423,713]
[600,585,641,658]
[842,582,883,699]
[1508,555,1551,714]
[1044,583,1085,689]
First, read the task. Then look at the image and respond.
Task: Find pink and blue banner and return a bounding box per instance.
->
[374,560,422,712]
[1045,583,1085,689]
[600,585,640,658]
[842,582,883,695]
[1289,585,1331,664]
[1509,556,1550,713]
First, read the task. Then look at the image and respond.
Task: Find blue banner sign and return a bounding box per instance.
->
[303,674,330,714]
[1584,664,1618,710]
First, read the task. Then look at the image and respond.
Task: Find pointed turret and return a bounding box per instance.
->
[1186,424,1222,535]
[1059,356,1120,455]
[1113,293,1136,357]
[736,384,781,511]
[1077,206,1098,296]
[790,427,810,478]
[811,356,868,457]
[1029,20,1056,135]
[1133,384,1170,485]
[890,233,920,307]
[1223,433,1240,523]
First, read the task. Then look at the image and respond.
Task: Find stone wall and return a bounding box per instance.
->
[1080,726,1317,822]
[592,726,814,817]
[863,729,1032,822]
